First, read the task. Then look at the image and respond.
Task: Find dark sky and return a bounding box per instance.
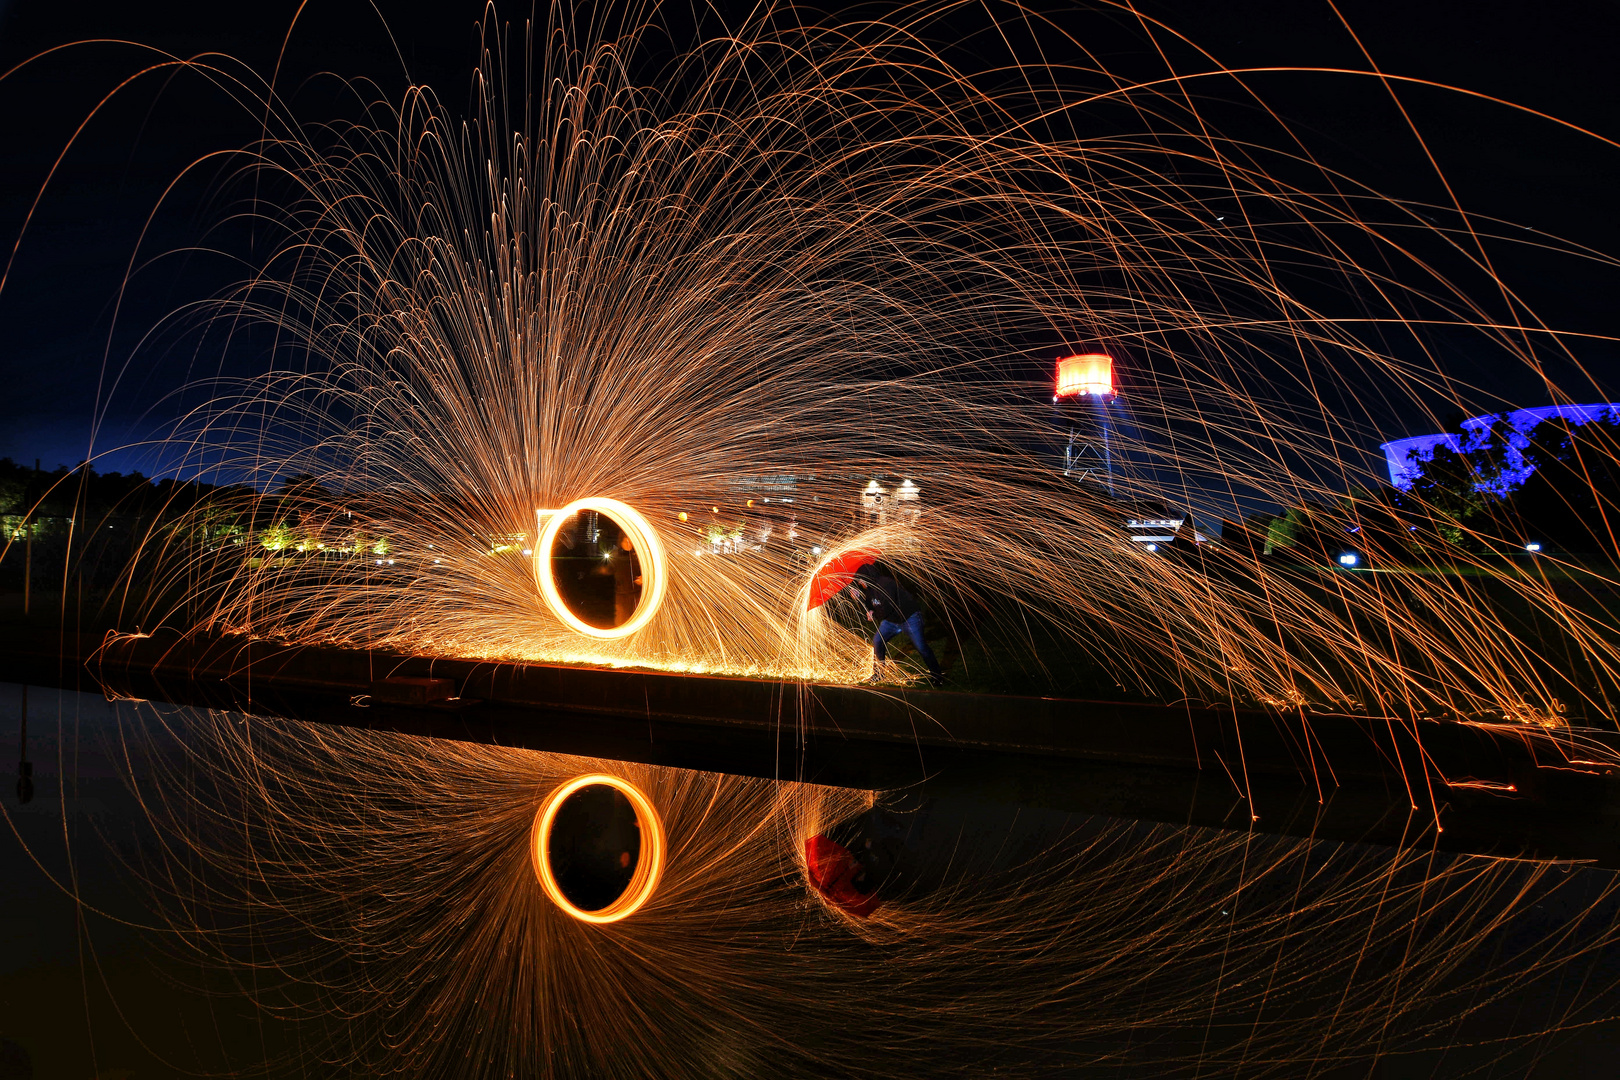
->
[0,0,1615,478]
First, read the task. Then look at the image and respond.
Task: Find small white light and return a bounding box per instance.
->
[812,546,822,555]
[1525,542,1542,553]
[387,559,395,565]
[1145,543,1158,552]
[522,548,533,556]
[1338,553,1359,567]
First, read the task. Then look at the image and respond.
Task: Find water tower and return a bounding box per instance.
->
[1051,353,1117,495]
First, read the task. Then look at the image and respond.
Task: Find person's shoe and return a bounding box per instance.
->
[859,670,883,685]
[928,673,946,688]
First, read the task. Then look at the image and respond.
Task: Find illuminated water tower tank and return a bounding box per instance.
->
[1055,354,1114,399]
[1052,353,1118,494]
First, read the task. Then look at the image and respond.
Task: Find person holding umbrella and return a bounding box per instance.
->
[849,561,944,686]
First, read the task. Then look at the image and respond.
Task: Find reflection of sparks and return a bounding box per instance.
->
[1446,777,1519,794]
[532,773,665,924]
[95,701,1620,1078]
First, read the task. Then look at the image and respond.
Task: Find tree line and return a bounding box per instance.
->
[1221,413,1620,566]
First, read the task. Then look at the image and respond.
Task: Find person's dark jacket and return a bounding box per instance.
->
[853,563,920,624]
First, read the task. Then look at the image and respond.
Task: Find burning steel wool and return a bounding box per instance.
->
[37,2,1602,724]
[4,4,1620,1076]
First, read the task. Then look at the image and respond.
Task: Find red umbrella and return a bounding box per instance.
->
[805,547,881,611]
[804,835,883,918]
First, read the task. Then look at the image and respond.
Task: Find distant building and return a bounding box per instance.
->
[860,477,922,537]
[1124,512,1183,546]
[1382,403,1620,493]
[860,478,888,512]
[1121,501,1210,549]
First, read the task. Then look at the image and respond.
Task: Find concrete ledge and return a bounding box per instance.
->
[3,627,1619,868]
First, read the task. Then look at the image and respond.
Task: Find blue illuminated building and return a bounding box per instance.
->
[1381,403,1620,493]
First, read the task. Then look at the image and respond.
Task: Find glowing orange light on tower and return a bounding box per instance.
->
[1055,354,1114,398]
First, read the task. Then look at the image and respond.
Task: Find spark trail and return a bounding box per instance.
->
[5,4,1620,1076]
[70,2,1607,724]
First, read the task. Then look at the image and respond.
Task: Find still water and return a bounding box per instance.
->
[5,682,1620,1079]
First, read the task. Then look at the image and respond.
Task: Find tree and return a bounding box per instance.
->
[1406,437,1490,553]
[1264,501,1350,562]
[1509,416,1620,557]
[1218,514,1271,559]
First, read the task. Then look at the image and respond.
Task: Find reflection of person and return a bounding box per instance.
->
[804,835,883,918]
[805,806,928,919]
[850,562,943,686]
[809,797,1083,921]
[612,534,643,625]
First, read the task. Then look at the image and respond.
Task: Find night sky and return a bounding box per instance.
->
[0,0,1615,478]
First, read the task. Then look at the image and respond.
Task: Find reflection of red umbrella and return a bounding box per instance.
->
[804,835,883,918]
[805,547,881,611]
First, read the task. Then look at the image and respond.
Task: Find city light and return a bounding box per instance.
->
[1526,542,1543,553]
[1338,553,1360,567]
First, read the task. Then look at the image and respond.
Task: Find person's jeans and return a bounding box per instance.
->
[873,610,941,675]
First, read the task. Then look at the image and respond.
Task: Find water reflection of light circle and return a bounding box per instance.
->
[532,773,666,924]
[535,497,667,638]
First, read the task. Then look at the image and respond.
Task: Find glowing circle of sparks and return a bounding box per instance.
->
[534,497,667,638]
[531,774,665,924]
